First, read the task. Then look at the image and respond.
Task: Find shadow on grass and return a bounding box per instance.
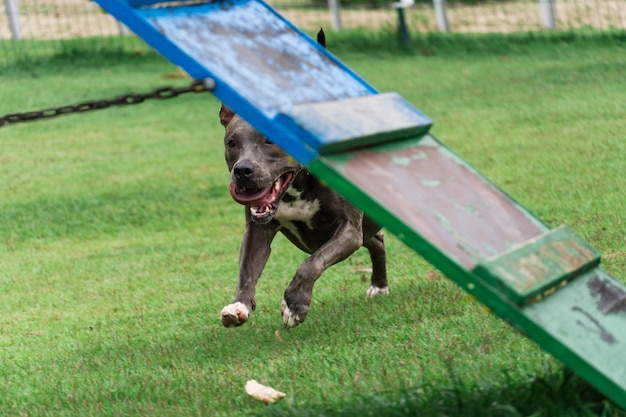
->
[258,366,625,417]
[309,28,626,57]
[2,29,625,74]
[0,182,227,247]
[0,36,164,74]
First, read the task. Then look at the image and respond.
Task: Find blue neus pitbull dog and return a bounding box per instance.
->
[219,105,389,328]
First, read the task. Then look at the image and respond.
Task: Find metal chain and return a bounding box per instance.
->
[0,80,212,128]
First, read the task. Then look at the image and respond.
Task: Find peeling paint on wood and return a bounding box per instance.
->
[283,92,432,153]
[572,306,616,344]
[588,277,626,314]
[473,225,601,305]
[524,269,626,392]
[326,134,547,268]
[143,1,372,116]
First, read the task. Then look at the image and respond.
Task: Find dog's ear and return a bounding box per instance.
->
[219,104,235,127]
[317,28,326,49]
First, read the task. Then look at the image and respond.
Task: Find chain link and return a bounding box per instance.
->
[0,80,211,128]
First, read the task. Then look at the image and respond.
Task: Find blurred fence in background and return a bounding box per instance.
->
[1,0,625,65]
[273,0,626,33]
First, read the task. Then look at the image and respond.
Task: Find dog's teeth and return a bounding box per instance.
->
[274,180,281,191]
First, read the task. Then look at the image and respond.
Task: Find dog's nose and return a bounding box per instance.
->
[233,161,255,181]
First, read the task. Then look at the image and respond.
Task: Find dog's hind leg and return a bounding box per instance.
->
[364,231,389,297]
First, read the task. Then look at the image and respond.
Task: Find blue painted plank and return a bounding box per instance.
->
[280,92,433,153]
[95,0,388,163]
[141,1,374,116]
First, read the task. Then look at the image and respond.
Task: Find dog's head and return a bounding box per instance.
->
[220,105,302,224]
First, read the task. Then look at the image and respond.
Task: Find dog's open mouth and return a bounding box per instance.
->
[229,171,295,222]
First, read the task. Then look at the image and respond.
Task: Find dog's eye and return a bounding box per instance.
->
[264,138,274,145]
[227,139,236,148]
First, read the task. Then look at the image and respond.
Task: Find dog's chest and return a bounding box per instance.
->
[275,187,320,227]
[274,188,320,251]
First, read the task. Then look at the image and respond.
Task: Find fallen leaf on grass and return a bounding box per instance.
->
[426,270,441,282]
[245,380,286,403]
[161,67,190,79]
[351,267,373,273]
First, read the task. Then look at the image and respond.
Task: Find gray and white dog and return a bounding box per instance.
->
[218,105,389,328]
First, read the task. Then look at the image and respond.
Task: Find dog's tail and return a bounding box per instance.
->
[317,28,326,49]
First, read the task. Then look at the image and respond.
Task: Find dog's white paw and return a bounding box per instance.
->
[281,299,301,329]
[221,302,250,327]
[366,286,390,298]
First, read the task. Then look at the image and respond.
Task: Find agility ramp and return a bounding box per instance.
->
[95,0,626,407]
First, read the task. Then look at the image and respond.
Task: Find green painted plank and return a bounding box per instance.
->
[523,268,626,405]
[307,133,626,409]
[314,133,549,268]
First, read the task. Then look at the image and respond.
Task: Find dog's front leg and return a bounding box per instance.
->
[281,217,363,328]
[221,219,277,327]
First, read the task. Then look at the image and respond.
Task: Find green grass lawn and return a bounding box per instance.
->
[0,36,625,416]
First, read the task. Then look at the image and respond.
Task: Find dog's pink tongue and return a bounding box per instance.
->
[229,182,273,207]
